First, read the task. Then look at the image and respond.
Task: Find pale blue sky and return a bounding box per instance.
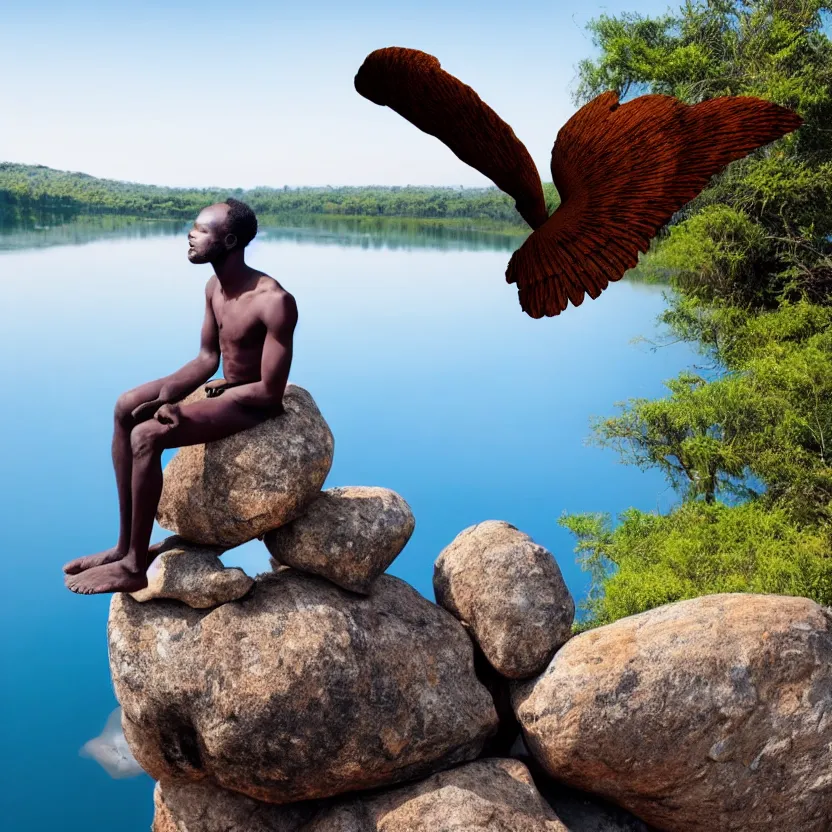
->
[1,0,678,188]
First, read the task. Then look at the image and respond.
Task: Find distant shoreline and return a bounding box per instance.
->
[0,161,560,227]
[0,161,674,283]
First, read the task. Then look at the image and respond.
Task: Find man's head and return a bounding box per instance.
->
[187,198,258,264]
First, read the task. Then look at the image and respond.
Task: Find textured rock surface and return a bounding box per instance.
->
[152,759,567,831]
[513,593,832,832]
[152,781,316,832]
[434,520,574,679]
[511,738,656,832]
[360,758,567,831]
[129,536,252,608]
[156,383,334,547]
[109,571,497,803]
[263,486,414,594]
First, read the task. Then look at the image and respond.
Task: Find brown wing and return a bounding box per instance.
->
[354,47,549,231]
[507,91,803,318]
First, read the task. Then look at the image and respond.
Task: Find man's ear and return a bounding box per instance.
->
[224,233,238,250]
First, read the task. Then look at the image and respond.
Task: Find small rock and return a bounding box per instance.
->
[434,521,574,679]
[129,536,253,608]
[512,593,832,832]
[156,383,334,547]
[263,486,415,594]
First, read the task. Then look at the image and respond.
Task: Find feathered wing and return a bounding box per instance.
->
[354,47,803,319]
[354,47,549,231]
[508,91,803,318]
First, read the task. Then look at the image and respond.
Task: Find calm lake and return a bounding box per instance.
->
[0,214,700,830]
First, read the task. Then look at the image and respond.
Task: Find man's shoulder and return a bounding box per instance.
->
[256,277,298,323]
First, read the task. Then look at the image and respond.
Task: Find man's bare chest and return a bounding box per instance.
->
[213,297,266,349]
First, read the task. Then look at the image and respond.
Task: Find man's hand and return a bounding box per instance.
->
[131,398,166,422]
[154,403,182,427]
[204,379,228,398]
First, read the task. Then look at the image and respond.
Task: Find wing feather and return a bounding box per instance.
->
[354,47,549,231]
[353,47,802,319]
[508,91,803,318]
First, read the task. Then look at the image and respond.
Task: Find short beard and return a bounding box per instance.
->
[190,238,230,264]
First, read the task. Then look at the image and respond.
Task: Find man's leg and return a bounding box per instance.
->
[65,396,268,595]
[62,379,167,574]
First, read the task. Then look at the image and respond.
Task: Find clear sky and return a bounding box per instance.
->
[1,0,678,188]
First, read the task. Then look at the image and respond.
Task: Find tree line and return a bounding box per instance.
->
[559,0,832,628]
[0,162,561,226]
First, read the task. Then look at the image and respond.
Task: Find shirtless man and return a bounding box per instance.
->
[63,198,298,595]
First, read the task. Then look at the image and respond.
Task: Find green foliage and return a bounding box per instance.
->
[576,0,832,310]
[561,1,832,628]
[589,298,832,521]
[560,500,832,628]
[0,162,562,227]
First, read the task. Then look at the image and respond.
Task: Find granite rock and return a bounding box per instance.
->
[129,536,252,609]
[109,571,498,804]
[434,520,574,679]
[512,593,832,831]
[152,759,567,831]
[264,486,414,594]
[156,383,334,547]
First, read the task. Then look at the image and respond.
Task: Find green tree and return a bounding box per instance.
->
[576,0,832,309]
[560,1,832,628]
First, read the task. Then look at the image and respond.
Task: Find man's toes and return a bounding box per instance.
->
[66,573,89,592]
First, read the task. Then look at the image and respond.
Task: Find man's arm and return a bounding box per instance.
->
[131,280,221,420]
[223,292,298,410]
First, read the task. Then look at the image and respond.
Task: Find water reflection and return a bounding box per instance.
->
[0,213,186,251]
[0,210,529,253]
[0,211,667,286]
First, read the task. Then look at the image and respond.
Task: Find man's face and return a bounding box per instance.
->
[187,204,235,264]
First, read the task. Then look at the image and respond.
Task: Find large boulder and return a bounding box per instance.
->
[152,759,568,831]
[263,486,414,594]
[156,383,334,547]
[434,521,574,679]
[109,570,498,804]
[129,536,252,609]
[512,593,832,832]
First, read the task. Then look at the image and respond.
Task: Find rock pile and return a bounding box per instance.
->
[108,383,832,831]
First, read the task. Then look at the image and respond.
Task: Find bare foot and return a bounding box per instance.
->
[63,546,125,575]
[65,561,149,595]
[63,540,168,576]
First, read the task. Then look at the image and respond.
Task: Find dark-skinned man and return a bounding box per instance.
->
[63,199,298,594]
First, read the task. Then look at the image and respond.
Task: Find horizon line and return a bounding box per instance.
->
[0,160,557,193]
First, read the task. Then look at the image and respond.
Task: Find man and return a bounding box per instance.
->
[63,198,298,594]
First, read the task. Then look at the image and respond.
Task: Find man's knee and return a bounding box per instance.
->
[130,422,166,456]
[115,391,139,426]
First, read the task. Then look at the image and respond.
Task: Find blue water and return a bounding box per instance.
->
[0,219,700,830]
